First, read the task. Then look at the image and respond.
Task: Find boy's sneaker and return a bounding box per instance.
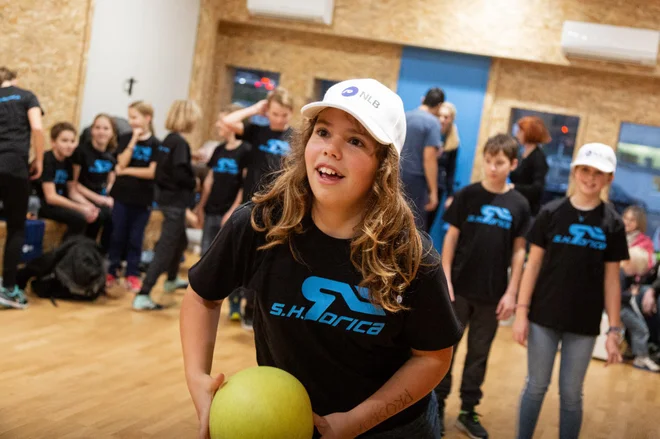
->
[125,276,142,293]
[456,411,488,439]
[132,295,164,311]
[106,274,118,289]
[163,277,189,293]
[0,286,28,309]
[229,295,241,321]
[241,305,254,331]
[633,356,660,372]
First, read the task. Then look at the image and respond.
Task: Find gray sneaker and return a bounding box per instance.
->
[0,286,28,309]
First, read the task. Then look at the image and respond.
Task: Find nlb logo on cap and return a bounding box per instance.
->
[301,79,406,155]
[571,142,617,174]
[341,86,359,97]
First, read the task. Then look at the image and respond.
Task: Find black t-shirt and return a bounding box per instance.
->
[155,132,196,209]
[205,141,251,215]
[241,124,292,203]
[37,151,73,200]
[509,147,549,215]
[443,183,531,303]
[527,198,629,335]
[189,204,463,435]
[0,86,43,179]
[72,142,116,195]
[110,134,160,206]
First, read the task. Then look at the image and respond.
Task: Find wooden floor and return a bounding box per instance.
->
[1,255,659,439]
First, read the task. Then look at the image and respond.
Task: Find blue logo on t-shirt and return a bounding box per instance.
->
[0,94,22,104]
[342,86,359,97]
[54,169,68,184]
[89,159,113,174]
[467,205,513,230]
[269,276,386,336]
[553,224,607,250]
[213,158,239,175]
[258,139,290,157]
[133,145,152,162]
[158,145,170,154]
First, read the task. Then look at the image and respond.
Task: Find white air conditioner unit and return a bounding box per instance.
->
[561,21,660,66]
[247,0,334,25]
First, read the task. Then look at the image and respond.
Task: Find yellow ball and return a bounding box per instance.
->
[209,366,314,439]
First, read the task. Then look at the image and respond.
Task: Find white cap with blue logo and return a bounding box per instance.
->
[301,79,407,155]
[570,142,617,174]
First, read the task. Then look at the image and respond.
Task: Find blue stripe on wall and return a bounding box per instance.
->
[397,46,491,248]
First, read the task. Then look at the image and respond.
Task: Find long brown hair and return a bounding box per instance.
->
[251,116,433,312]
[92,113,118,152]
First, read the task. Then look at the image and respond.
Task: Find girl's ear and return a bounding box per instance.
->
[607,173,614,183]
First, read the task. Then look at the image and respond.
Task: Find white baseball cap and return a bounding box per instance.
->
[571,142,617,174]
[301,79,407,155]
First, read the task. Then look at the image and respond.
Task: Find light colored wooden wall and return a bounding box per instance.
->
[471,58,660,181]
[212,0,660,78]
[0,0,94,131]
[194,22,402,143]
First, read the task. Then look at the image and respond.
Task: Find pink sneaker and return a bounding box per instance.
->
[106,274,118,289]
[125,276,142,293]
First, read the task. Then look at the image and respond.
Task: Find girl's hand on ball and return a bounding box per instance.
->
[313,412,356,439]
[190,373,225,439]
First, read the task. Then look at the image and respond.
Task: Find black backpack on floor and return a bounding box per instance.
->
[17,235,106,303]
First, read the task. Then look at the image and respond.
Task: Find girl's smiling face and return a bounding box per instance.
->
[305,108,380,213]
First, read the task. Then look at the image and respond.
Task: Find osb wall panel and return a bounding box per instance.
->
[188,0,219,149]
[0,0,93,132]
[213,0,660,78]
[196,22,402,143]
[471,58,660,181]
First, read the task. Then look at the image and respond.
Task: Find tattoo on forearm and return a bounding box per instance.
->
[357,389,414,433]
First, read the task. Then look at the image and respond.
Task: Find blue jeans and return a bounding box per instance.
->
[201,213,223,255]
[621,305,650,357]
[108,201,151,277]
[517,323,596,439]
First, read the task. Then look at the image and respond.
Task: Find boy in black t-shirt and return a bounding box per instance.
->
[37,123,101,239]
[436,134,530,438]
[221,88,294,328]
[196,108,251,320]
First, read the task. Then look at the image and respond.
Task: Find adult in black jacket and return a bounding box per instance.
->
[134,100,200,311]
[510,116,550,216]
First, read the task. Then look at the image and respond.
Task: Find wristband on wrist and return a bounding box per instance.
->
[515,304,530,308]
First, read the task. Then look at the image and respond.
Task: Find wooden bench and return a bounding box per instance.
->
[0,210,164,276]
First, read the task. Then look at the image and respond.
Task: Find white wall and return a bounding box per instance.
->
[80,0,201,140]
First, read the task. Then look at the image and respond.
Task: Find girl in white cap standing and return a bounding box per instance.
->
[513,143,629,439]
[181,79,462,438]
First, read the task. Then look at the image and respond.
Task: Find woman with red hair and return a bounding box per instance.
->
[510,116,550,215]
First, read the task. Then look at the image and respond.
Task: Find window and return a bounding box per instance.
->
[509,108,580,205]
[316,79,338,100]
[230,67,281,126]
[611,122,660,249]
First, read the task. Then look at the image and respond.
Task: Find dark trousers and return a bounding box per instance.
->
[108,201,151,277]
[39,204,87,238]
[0,174,29,288]
[435,295,499,412]
[401,172,429,232]
[85,203,112,253]
[140,206,187,295]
